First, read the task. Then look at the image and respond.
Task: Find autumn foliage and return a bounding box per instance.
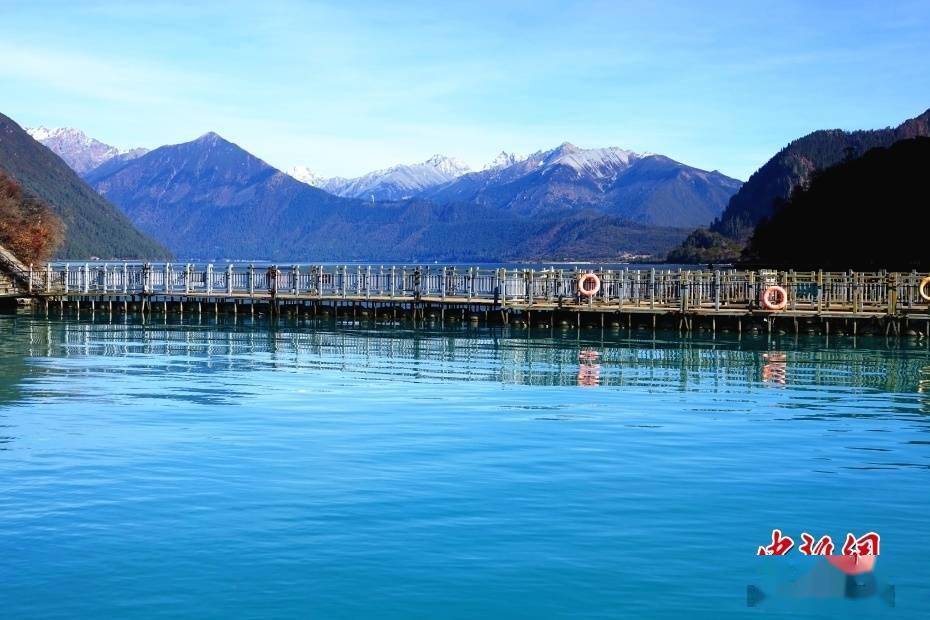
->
[0,170,63,264]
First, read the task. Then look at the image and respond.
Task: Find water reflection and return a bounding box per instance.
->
[1,313,930,399]
[577,349,601,387]
[1,312,930,618]
[762,352,787,387]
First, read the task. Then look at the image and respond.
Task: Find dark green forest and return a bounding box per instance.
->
[670,108,930,263]
[0,112,170,260]
[742,137,930,270]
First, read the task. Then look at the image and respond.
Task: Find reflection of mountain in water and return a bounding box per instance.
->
[4,315,930,400]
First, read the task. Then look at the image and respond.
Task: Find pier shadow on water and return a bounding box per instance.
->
[1,310,929,618]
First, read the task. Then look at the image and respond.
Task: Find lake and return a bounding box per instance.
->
[1,312,928,618]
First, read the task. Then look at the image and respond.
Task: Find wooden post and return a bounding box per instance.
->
[888,273,898,316]
[817,270,823,313]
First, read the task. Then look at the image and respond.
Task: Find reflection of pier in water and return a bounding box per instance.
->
[9,315,930,396]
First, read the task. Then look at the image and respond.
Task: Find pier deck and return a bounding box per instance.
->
[3,262,928,335]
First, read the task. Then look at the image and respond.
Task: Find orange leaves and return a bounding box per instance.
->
[0,171,63,264]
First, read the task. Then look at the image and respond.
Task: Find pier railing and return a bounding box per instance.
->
[27,263,930,314]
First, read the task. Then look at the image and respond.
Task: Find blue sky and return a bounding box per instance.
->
[2,0,929,180]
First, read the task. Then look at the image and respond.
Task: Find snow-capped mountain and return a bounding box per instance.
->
[482,151,526,170]
[286,165,327,188]
[26,126,148,175]
[306,154,472,201]
[421,142,742,228]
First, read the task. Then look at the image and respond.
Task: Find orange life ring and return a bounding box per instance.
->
[578,273,600,297]
[761,285,788,311]
[919,276,930,302]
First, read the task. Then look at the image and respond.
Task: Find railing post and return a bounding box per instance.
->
[390,266,396,298]
[227,264,234,294]
[292,265,299,295]
[248,264,254,296]
[64,263,70,294]
[713,269,721,310]
[816,270,823,312]
[499,268,507,305]
[887,272,898,316]
[46,263,52,293]
[678,270,689,314]
[649,268,656,310]
[83,263,89,293]
[122,263,128,294]
[206,264,213,294]
[366,265,371,300]
[28,263,33,293]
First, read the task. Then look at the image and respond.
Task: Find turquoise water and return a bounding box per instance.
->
[1,313,928,618]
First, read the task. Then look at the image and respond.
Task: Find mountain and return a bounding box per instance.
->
[319,154,472,201]
[743,137,930,270]
[668,107,930,263]
[0,112,170,259]
[26,126,148,175]
[482,151,526,170]
[421,142,741,228]
[286,165,327,188]
[710,107,930,240]
[86,132,689,261]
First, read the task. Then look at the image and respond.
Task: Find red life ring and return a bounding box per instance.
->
[761,285,788,311]
[578,273,600,297]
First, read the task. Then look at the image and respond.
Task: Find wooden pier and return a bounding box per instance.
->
[4,262,930,336]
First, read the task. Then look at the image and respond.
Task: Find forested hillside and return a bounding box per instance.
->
[669,107,930,262]
[0,112,169,259]
[742,137,930,270]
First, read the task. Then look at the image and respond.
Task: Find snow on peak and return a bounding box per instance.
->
[539,143,642,177]
[423,154,472,177]
[26,126,147,174]
[483,151,526,170]
[286,166,327,188]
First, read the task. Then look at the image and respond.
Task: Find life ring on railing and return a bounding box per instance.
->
[578,273,601,297]
[919,276,930,302]
[761,285,788,311]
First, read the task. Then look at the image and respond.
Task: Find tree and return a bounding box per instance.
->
[0,170,64,264]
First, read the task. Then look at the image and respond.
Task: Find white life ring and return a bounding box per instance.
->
[578,273,600,297]
[761,285,788,311]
